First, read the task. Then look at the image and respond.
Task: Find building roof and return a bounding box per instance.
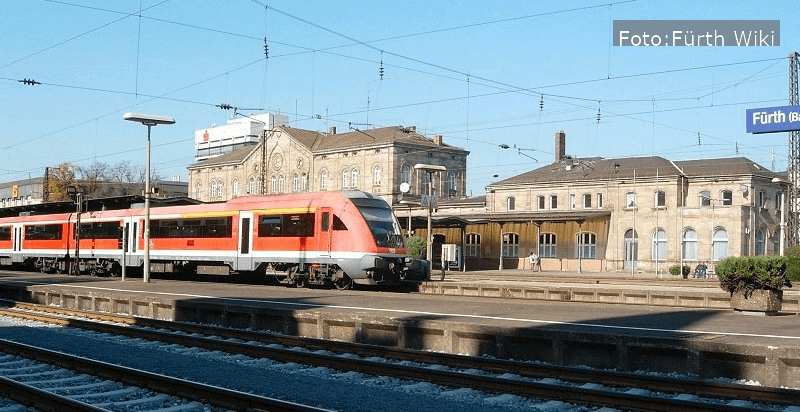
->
[492,155,780,187]
[187,144,259,169]
[280,125,468,154]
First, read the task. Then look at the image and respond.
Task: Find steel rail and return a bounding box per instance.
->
[1,302,794,406]
[0,304,787,411]
[0,376,110,412]
[0,337,331,412]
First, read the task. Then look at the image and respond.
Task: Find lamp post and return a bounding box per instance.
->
[414,164,446,278]
[124,112,175,283]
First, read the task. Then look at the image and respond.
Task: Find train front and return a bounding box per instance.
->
[344,192,428,285]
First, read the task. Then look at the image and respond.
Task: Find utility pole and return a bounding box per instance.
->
[788,52,799,248]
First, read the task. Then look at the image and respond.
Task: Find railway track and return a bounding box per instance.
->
[0,333,330,411]
[1,302,796,411]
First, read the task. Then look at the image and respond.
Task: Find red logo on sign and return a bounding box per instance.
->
[203,131,209,141]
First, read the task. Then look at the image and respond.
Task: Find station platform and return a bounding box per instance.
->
[0,270,798,388]
[423,268,800,312]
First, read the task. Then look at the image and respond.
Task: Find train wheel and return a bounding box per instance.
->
[334,275,353,290]
[294,276,308,288]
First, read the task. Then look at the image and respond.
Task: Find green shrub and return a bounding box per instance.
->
[715,255,791,297]
[669,264,690,276]
[406,236,426,257]
[784,246,800,282]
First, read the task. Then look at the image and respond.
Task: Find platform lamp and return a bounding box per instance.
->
[123,112,175,283]
[414,164,446,278]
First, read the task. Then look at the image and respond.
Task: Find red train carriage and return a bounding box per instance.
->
[0,191,425,288]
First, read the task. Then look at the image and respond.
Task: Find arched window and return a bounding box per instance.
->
[278,174,285,193]
[320,170,328,190]
[539,233,557,258]
[248,178,255,195]
[755,229,765,256]
[351,167,359,188]
[624,229,638,269]
[342,168,350,188]
[373,165,382,186]
[465,233,481,257]
[502,233,519,258]
[195,182,203,199]
[652,228,667,261]
[301,173,308,191]
[232,179,239,197]
[576,232,597,259]
[448,171,456,195]
[506,196,516,211]
[712,228,729,260]
[682,229,697,260]
[270,175,276,194]
[292,173,300,192]
[402,165,410,183]
[257,176,264,195]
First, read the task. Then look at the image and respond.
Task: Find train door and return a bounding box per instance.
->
[238,211,253,270]
[318,208,331,258]
[124,219,139,265]
[12,224,23,263]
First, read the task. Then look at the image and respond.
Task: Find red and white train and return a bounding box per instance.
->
[0,191,424,289]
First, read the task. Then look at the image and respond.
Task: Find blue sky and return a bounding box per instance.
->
[1,0,798,196]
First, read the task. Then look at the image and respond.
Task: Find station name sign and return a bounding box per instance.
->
[746,105,800,134]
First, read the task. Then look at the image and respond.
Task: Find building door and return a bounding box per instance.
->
[623,229,638,269]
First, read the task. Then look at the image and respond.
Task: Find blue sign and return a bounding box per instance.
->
[746,105,800,134]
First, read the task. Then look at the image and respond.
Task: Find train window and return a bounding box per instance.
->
[150,217,232,238]
[0,226,10,240]
[321,212,329,232]
[332,215,347,230]
[258,213,314,237]
[79,221,122,239]
[25,224,63,240]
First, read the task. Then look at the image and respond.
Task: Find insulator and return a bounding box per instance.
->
[596,107,601,123]
[539,94,544,111]
[379,60,384,80]
[19,78,41,86]
[263,37,269,59]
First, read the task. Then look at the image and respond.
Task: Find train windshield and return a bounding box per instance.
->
[351,198,405,249]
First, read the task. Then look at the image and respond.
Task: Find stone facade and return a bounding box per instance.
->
[187,125,469,207]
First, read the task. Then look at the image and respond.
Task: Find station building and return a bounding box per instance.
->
[186,114,787,274]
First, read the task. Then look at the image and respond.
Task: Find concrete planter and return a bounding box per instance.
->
[730,289,783,314]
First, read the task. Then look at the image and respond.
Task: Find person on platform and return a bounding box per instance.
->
[528,251,540,272]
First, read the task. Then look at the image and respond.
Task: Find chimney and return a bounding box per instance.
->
[328,126,336,135]
[555,130,566,162]
[433,134,443,145]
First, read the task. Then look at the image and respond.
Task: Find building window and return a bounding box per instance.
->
[342,169,350,188]
[301,173,308,191]
[292,173,300,192]
[507,196,516,211]
[550,195,558,209]
[775,191,783,210]
[722,190,733,206]
[652,228,667,261]
[248,178,255,195]
[539,233,557,258]
[502,233,519,258]
[402,165,410,184]
[597,193,603,208]
[373,165,382,186]
[351,167,359,188]
[755,229,765,256]
[537,195,545,210]
[712,228,729,260]
[774,227,781,255]
[626,192,636,208]
[700,190,711,206]
[654,190,665,208]
[570,194,576,209]
[320,170,328,190]
[447,171,457,196]
[195,182,202,199]
[278,174,285,193]
[758,191,765,208]
[583,193,591,208]
[232,179,239,197]
[576,232,596,259]
[465,233,481,257]
[682,229,697,260]
[269,175,276,194]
